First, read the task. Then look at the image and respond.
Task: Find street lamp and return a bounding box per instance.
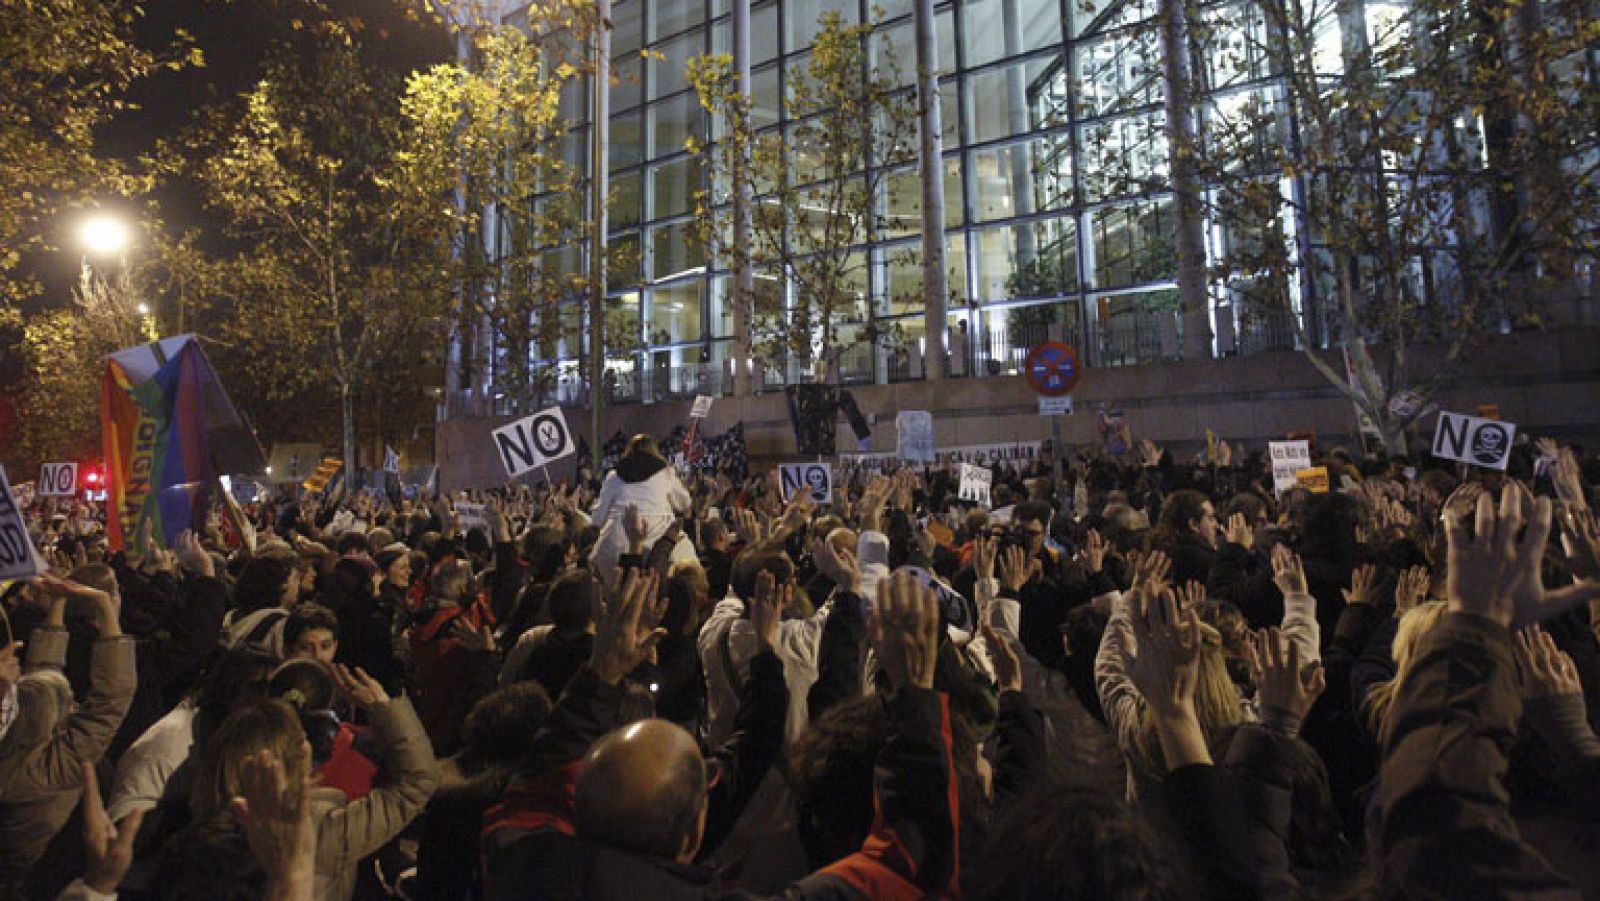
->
[79,214,131,258]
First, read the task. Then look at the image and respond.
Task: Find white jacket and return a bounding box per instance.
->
[589,466,693,583]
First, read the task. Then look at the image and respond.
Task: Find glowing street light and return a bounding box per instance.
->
[79,214,131,257]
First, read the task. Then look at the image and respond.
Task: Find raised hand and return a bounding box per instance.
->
[972,535,997,583]
[812,537,862,595]
[230,750,316,901]
[1121,586,1201,719]
[998,544,1038,594]
[1551,447,1589,513]
[332,664,390,708]
[1224,511,1254,550]
[622,504,649,552]
[1270,544,1308,596]
[1560,506,1600,581]
[1129,549,1172,594]
[871,571,940,691]
[1247,627,1325,721]
[175,529,215,579]
[1176,580,1206,613]
[33,573,120,637]
[749,570,785,653]
[1341,563,1377,607]
[1138,438,1163,468]
[980,622,1023,694]
[1515,624,1583,700]
[1394,565,1431,616]
[80,763,143,894]
[590,568,666,684]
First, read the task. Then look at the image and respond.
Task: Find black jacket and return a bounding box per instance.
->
[484,663,959,900]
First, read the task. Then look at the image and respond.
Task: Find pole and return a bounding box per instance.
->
[731,0,754,398]
[588,0,611,473]
[912,0,948,381]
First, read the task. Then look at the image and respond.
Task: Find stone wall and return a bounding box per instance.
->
[436,328,1600,490]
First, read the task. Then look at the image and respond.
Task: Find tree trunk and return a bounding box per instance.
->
[1158,0,1212,361]
[341,380,357,497]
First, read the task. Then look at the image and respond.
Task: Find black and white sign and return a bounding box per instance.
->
[690,395,714,419]
[958,463,993,507]
[1268,440,1311,496]
[779,462,833,505]
[38,462,78,497]
[0,466,45,581]
[896,411,935,463]
[383,445,401,474]
[1431,411,1517,471]
[492,406,577,478]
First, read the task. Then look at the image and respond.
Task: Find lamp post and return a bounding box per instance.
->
[77,212,154,341]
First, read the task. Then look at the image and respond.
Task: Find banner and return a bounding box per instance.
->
[840,440,1043,474]
[0,466,45,581]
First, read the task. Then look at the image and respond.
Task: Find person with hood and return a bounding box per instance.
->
[0,574,135,897]
[589,435,693,586]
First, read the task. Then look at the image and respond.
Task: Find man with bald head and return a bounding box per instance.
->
[575,718,708,861]
[484,569,957,900]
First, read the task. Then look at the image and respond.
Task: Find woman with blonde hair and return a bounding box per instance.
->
[1360,600,1450,743]
[188,665,438,900]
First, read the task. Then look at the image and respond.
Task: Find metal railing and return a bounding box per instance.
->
[447,311,1310,418]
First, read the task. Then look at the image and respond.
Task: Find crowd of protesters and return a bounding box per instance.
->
[2,428,1600,900]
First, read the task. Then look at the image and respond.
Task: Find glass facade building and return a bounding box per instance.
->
[460,0,1473,412]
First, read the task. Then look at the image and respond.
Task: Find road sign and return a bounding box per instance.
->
[1038,396,1074,417]
[1024,341,1082,397]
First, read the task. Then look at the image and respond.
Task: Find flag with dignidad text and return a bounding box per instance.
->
[101,335,265,552]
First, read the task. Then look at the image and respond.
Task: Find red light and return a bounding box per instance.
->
[86,471,102,485]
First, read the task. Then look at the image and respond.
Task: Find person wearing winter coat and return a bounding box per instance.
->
[589,435,694,585]
[0,576,135,898]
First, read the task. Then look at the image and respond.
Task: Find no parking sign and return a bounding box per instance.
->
[1024,341,1081,397]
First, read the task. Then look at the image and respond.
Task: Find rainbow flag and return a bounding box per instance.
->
[101,336,263,551]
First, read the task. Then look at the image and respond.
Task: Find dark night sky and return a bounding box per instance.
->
[32,0,453,300]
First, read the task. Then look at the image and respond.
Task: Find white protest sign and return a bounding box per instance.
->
[1431,411,1516,471]
[690,395,714,419]
[491,406,577,479]
[383,445,401,474]
[0,466,46,581]
[456,502,488,530]
[38,462,78,497]
[896,411,936,463]
[1268,440,1312,496]
[1038,396,1074,417]
[958,463,993,507]
[778,462,833,505]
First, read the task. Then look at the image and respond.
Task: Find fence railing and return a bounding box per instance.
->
[447,311,1308,417]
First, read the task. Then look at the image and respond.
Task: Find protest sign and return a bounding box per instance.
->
[840,441,1042,474]
[383,445,401,474]
[0,467,45,581]
[1431,411,1516,471]
[690,395,714,419]
[1269,440,1311,496]
[1295,467,1331,494]
[896,411,935,463]
[958,463,993,507]
[779,462,833,505]
[456,502,488,530]
[38,462,78,497]
[492,406,577,479]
